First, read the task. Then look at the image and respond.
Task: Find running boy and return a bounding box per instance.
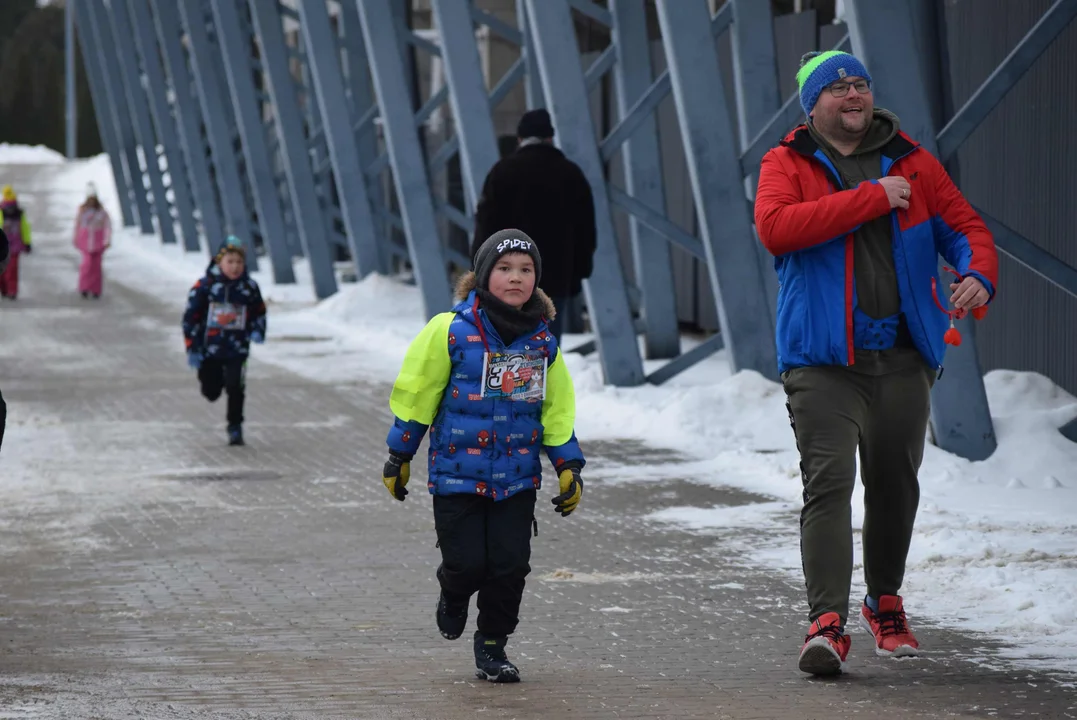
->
[182,237,266,446]
[383,228,586,683]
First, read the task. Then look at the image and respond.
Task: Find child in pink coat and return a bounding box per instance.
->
[73,183,111,298]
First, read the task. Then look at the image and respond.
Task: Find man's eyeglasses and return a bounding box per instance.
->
[828,79,871,98]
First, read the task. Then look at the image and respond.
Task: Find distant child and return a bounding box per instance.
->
[0,184,32,300]
[0,227,7,453]
[383,228,587,683]
[73,183,112,298]
[182,237,266,446]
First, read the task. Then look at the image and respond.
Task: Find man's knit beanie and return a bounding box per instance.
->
[516,109,555,139]
[796,50,873,117]
[473,229,543,290]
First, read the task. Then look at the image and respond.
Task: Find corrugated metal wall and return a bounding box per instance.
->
[942,0,1077,396]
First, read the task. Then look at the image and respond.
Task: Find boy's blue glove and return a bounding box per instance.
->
[250,331,265,344]
[187,351,203,369]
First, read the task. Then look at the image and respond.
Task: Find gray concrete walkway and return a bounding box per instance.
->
[0,165,1074,718]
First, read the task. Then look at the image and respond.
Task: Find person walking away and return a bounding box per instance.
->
[0,185,32,299]
[182,237,267,446]
[754,50,998,676]
[73,183,112,298]
[0,227,8,453]
[383,229,587,683]
[470,109,597,339]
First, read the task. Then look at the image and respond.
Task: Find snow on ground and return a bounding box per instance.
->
[13,148,1077,676]
[0,142,67,165]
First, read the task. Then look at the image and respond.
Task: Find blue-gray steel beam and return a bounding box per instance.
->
[74,8,135,227]
[846,0,996,460]
[150,0,226,255]
[610,0,679,360]
[978,208,1077,298]
[472,7,523,45]
[524,0,645,387]
[432,0,502,214]
[106,0,177,245]
[518,0,545,109]
[127,0,201,253]
[568,0,612,27]
[248,1,337,299]
[338,0,389,255]
[65,0,76,158]
[646,333,724,386]
[207,0,294,281]
[83,0,152,233]
[654,0,778,380]
[607,186,705,259]
[356,0,453,317]
[936,0,1077,163]
[730,0,780,331]
[299,0,385,279]
[176,1,257,269]
[600,2,732,165]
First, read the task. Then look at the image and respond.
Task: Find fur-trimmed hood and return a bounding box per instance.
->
[453,271,557,320]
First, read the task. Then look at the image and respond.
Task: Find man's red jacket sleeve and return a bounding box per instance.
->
[754,149,892,256]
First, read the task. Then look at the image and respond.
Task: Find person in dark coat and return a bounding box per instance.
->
[470,109,597,339]
[0,227,7,452]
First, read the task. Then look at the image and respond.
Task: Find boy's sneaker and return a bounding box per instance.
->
[860,594,919,657]
[227,424,244,446]
[436,591,468,640]
[798,612,850,676]
[473,632,520,683]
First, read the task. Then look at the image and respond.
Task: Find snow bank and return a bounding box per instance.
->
[0,142,67,165]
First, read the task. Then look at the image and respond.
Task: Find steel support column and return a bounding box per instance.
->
[208,0,294,283]
[654,0,778,380]
[74,7,135,227]
[431,0,502,214]
[356,0,453,317]
[248,1,337,299]
[845,0,997,460]
[107,0,178,245]
[610,0,680,360]
[298,0,384,279]
[150,0,226,255]
[83,0,152,232]
[524,0,645,387]
[338,0,388,256]
[176,1,257,268]
[65,0,76,159]
[730,0,780,331]
[517,0,545,109]
[127,0,201,253]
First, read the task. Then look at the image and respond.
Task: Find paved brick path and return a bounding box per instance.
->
[1,166,1075,718]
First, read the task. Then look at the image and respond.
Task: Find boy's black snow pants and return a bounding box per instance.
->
[433,489,537,638]
[199,357,246,426]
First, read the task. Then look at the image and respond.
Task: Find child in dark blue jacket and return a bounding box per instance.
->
[182,237,266,446]
[383,229,586,683]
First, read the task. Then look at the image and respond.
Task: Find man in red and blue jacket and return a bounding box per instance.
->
[754,50,998,676]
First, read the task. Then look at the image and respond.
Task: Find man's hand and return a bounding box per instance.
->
[949,276,989,311]
[878,177,911,210]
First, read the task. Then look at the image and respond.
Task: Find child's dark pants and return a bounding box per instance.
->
[0,387,6,452]
[433,489,537,638]
[199,357,246,426]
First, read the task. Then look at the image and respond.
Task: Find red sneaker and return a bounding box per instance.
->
[798,612,850,675]
[859,595,920,657]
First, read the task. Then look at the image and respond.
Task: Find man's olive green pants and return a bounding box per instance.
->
[782,362,934,626]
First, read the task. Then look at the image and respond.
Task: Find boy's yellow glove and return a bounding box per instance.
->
[382,452,411,501]
[552,467,583,516]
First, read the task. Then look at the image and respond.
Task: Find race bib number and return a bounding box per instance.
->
[207,302,247,331]
[481,352,547,401]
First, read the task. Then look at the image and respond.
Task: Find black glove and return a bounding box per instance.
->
[382,451,412,501]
